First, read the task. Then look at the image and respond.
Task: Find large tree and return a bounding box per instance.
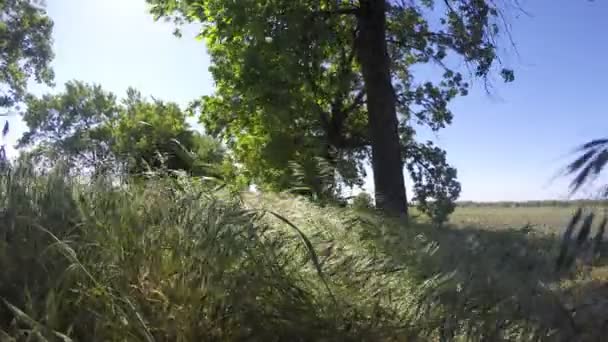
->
[19,81,118,170]
[1,0,54,162]
[19,81,224,177]
[0,0,54,108]
[148,0,514,216]
[110,88,225,176]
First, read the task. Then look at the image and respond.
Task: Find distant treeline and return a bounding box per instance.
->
[456,200,608,208]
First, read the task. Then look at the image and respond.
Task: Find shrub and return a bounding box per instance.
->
[351,192,374,210]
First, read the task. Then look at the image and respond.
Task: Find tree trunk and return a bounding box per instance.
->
[356,0,408,216]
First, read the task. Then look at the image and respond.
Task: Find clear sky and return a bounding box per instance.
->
[3,0,607,201]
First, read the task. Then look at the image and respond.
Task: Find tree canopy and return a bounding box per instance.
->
[19,81,225,177]
[147,0,514,220]
[19,81,117,170]
[1,0,54,164]
[0,0,54,109]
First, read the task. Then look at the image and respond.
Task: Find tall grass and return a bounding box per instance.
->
[0,162,606,341]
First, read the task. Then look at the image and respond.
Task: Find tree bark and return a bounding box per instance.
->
[356,0,408,216]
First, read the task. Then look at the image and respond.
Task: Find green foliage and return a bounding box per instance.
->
[352,191,374,210]
[287,156,343,204]
[18,81,225,177]
[0,121,8,168]
[2,163,606,340]
[406,140,461,225]
[147,0,514,212]
[19,81,118,170]
[0,0,54,109]
[0,0,54,170]
[110,88,224,176]
[0,162,407,340]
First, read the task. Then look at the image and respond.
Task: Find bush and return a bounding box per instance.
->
[351,192,374,210]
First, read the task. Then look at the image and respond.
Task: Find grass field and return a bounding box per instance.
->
[450,206,584,234]
[448,205,608,340]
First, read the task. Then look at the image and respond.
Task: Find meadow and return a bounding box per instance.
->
[450,206,585,234]
[2,164,607,341]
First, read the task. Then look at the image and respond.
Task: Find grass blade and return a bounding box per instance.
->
[265,210,337,304]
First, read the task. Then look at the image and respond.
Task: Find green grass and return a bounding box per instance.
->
[1,164,608,341]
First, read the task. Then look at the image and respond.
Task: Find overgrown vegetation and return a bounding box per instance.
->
[2,0,608,340]
[1,162,608,340]
[18,81,226,178]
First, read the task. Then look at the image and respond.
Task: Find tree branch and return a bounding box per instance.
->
[443,0,457,15]
[304,68,334,133]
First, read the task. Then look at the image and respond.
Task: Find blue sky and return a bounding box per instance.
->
[4,0,607,201]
